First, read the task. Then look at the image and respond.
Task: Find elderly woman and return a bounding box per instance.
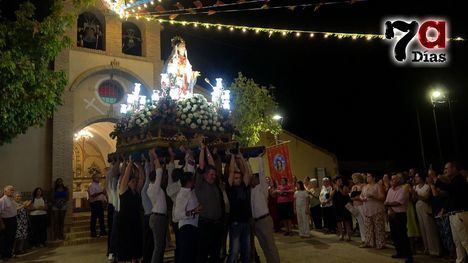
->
[308,178,322,229]
[414,173,441,256]
[320,177,336,233]
[360,173,386,249]
[13,193,30,255]
[350,173,366,244]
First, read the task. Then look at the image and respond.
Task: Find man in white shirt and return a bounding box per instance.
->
[250,157,280,263]
[0,185,18,261]
[141,155,154,263]
[87,174,107,237]
[174,171,202,263]
[166,147,183,262]
[106,160,117,260]
[147,148,168,263]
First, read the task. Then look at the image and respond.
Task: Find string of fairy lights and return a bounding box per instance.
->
[144,18,463,42]
[102,0,465,42]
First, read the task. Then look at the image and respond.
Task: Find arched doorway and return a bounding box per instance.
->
[72,121,116,212]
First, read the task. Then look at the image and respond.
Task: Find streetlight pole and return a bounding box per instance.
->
[416,108,427,171]
[432,104,443,165]
[447,95,460,161]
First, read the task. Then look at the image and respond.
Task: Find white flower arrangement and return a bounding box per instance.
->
[119,93,232,133]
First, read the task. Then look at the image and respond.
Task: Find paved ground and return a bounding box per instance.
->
[10,230,446,263]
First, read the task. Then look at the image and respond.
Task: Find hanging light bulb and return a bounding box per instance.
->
[310,33,314,38]
[296,32,301,37]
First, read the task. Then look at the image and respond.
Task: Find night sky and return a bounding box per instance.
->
[160,0,468,172]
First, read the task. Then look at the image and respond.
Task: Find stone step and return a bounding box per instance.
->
[67,219,91,228]
[66,230,99,240]
[70,225,91,233]
[62,236,107,246]
[71,214,91,222]
[70,213,108,222]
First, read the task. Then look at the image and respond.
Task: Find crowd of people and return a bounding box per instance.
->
[0,178,69,261]
[262,162,467,263]
[1,146,468,263]
[102,143,280,263]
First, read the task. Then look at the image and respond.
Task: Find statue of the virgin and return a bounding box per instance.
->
[161,36,199,98]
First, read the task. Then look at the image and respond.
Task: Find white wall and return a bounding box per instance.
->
[0,125,52,193]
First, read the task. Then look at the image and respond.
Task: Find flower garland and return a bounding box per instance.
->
[176,94,229,132]
[111,93,233,138]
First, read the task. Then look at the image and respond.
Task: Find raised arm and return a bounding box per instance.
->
[119,157,133,195]
[240,155,252,186]
[149,148,163,195]
[136,161,145,193]
[149,148,162,171]
[198,142,206,171]
[205,146,215,167]
[228,154,236,186]
[257,156,268,194]
[167,147,176,186]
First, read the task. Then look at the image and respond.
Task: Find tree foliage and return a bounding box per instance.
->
[0,0,89,145]
[230,72,281,147]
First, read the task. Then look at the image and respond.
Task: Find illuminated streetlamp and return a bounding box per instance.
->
[272,114,283,121]
[272,114,283,144]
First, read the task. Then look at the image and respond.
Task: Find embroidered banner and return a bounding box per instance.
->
[266,143,292,183]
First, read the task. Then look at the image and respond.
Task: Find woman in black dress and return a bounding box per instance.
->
[332,176,352,241]
[118,156,145,262]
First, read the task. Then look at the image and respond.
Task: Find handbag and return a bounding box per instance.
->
[345,203,360,217]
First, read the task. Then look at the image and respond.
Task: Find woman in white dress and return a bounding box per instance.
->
[414,173,441,256]
[350,173,366,244]
[294,181,310,237]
